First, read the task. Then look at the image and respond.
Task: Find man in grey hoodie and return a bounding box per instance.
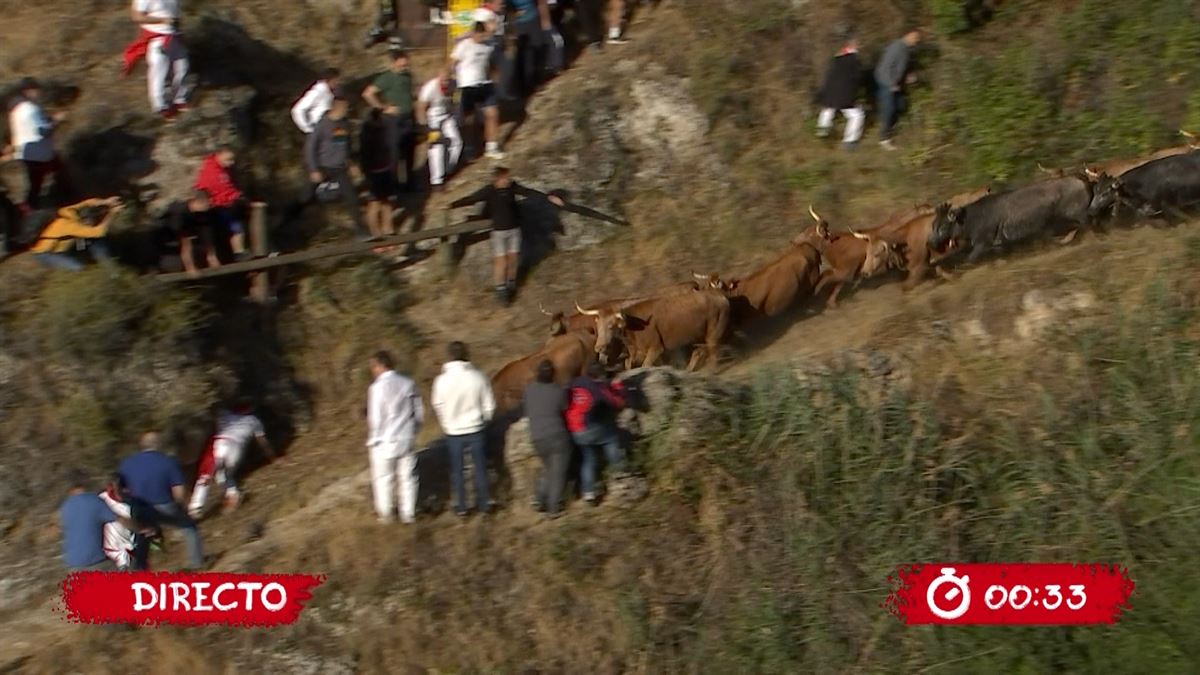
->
[283,96,372,240]
[874,29,922,150]
[521,360,571,518]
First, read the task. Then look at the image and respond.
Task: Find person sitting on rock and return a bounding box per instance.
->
[445,166,564,305]
[164,189,219,276]
[193,146,249,259]
[29,196,122,271]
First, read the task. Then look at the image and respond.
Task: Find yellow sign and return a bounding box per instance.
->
[448,0,485,44]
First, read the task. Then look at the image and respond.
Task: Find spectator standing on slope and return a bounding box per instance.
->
[566,361,626,505]
[874,29,922,151]
[416,68,463,191]
[451,22,504,161]
[521,360,571,518]
[360,109,399,239]
[5,78,67,212]
[446,166,564,304]
[474,2,512,101]
[60,469,132,571]
[366,351,424,524]
[363,46,418,190]
[509,0,554,99]
[126,0,192,120]
[292,68,342,135]
[432,341,496,517]
[188,402,275,518]
[118,431,206,569]
[295,96,373,241]
[815,33,865,149]
[193,146,249,258]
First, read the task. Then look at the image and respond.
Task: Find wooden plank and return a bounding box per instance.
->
[157,219,491,283]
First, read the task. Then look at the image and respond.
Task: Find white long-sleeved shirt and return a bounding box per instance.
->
[8,100,55,162]
[133,0,180,35]
[98,491,136,569]
[368,370,424,446]
[291,80,334,134]
[215,411,265,446]
[431,360,495,436]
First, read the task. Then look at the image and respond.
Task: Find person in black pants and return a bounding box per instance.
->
[521,360,572,518]
[282,97,372,241]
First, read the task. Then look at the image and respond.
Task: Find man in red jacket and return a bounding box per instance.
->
[193,147,249,259]
[566,362,627,504]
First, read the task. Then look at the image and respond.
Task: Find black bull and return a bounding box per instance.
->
[1088,150,1200,220]
[929,176,1093,265]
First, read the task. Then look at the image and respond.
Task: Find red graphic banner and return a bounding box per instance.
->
[885,563,1135,625]
[60,572,326,626]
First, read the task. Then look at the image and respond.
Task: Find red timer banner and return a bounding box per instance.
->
[885,563,1135,625]
[60,572,326,627]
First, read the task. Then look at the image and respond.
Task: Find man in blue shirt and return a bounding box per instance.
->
[60,469,126,570]
[118,431,205,569]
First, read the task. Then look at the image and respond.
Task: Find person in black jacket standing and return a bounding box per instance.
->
[446,166,564,304]
[815,34,865,149]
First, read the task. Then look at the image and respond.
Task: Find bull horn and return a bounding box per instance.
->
[809,204,821,222]
[692,271,709,281]
[575,302,601,317]
[848,226,869,241]
[538,302,554,317]
[1037,162,1054,175]
[1084,167,1099,180]
[1180,129,1196,139]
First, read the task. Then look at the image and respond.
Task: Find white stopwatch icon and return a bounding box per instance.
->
[926,567,971,620]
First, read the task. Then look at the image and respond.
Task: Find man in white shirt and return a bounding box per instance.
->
[5,78,65,211]
[451,22,504,160]
[432,341,496,516]
[366,351,424,523]
[416,68,463,190]
[188,402,275,517]
[291,68,342,135]
[129,0,191,119]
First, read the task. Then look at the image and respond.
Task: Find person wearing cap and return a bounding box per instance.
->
[291,68,342,135]
[416,67,463,190]
[187,401,275,518]
[127,0,192,120]
[450,21,504,161]
[363,46,418,191]
[6,78,67,212]
[473,2,512,102]
[815,33,865,149]
[446,166,564,304]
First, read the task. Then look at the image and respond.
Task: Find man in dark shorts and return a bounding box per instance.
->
[360,108,397,239]
[164,188,219,276]
[451,22,503,160]
[363,46,417,190]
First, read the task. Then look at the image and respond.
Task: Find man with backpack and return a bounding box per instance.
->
[566,362,626,505]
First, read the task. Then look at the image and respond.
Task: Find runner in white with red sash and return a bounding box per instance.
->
[188,405,274,518]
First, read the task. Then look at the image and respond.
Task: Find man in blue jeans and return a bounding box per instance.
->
[432,342,496,517]
[118,431,205,569]
[566,361,627,504]
[874,29,922,151]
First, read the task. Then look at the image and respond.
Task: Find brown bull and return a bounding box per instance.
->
[1038,130,1200,180]
[491,330,597,414]
[714,239,823,327]
[791,206,898,309]
[576,289,731,372]
[871,186,992,290]
[541,277,725,338]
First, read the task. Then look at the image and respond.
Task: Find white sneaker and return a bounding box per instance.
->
[485,144,506,160]
[879,139,897,151]
[607,28,629,44]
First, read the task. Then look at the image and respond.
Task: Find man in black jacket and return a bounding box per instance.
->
[446,166,564,304]
[816,34,865,149]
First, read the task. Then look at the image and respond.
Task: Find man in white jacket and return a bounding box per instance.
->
[431,341,495,516]
[291,68,342,135]
[367,351,425,523]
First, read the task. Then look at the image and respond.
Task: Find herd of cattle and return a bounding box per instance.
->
[490,131,1200,412]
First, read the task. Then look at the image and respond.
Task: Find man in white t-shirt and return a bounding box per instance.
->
[451,22,503,160]
[416,68,463,189]
[291,68,341,134]
[128,0,191,119]
[188,403,275,517]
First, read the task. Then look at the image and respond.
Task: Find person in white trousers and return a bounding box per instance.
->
[367,351,424,524]
[130,0,191,119]
[815,35,865,148]
[188,403,275,517]
[291,68,341,135]
[416,69,463,190]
